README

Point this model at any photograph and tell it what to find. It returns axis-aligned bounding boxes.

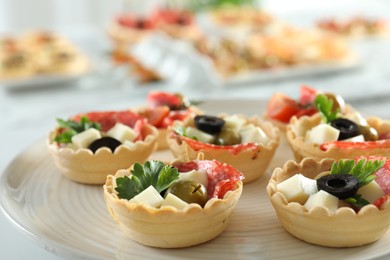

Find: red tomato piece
[373,194,390,209]
[266,93,302,123]
[299,85,318,106]
[174,159,243,199]
[142,106,170,128]
[147,91,183,109]
[161,110,191,128]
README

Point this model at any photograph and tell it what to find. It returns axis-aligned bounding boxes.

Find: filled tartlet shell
[103,169,243,248]
[47,124,158,184]
[287,114,390,161]
[267,158,390,247]
[167,115,280,183]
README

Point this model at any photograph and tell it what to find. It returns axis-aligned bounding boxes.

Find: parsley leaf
[314,94,339,123]
[54,116,101,143]
[115,160,180,200]
[331,158,385,187]
[344,194,370,209]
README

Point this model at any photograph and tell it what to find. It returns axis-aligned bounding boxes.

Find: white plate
[1,100,389,259]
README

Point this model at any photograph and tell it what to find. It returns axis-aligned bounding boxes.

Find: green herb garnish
[314,94,339,123]
[344,194,370,209]
[54,116,101,143]
[331,158,385,187]
[174,125,198,140]
[115,160,180,200]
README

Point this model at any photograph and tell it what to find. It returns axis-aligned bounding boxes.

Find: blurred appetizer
[47,110,158,184]
[0,37,32,78]
[317,16,388,37]
[267,157,390,247]
[286,93,390,161]
[167,113,280,183]
[137,91,201,150]
[0,31,89,80]
[103,157,243,248]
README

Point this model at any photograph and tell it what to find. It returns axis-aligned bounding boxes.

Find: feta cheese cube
[223,115,247,130]
[344,111,368,126]
[186,127,215,143]
[161,193,189,210]
[71,128,101,148]
[358,180,385,203]
[343,134,365,142]
[130,185,164,208]
[239,124,269,145]
[107,123,137,143]
[277,174,315,204]
[304,190,339,213]
[305,124,340,144]
[178,170,208,187]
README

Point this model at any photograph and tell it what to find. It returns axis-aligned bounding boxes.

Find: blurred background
[1,0,390,259]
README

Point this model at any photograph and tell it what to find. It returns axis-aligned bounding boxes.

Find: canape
[47,110,158,184]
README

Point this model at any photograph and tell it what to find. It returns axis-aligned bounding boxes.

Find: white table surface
[2,2,390,259]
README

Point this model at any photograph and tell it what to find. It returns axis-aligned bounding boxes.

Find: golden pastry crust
[103,168,243,248]
[286,114,390,161]
[47,124,158,184]
[167,114,280,183]
[267,157,390,247]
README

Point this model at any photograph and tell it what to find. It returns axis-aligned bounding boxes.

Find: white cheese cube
[239,124,269,145]
[358,180,385,203]
[178,170,208,187]
[186,127,215,143]
[304,190,339,213]
[130,185,164,208]
[305,124,340,144]
[161,193,189,210]
[344,111,368,126]
[342,135,365,142]
[298,174,318,195]
[107,123,137,143]
[223,115,247,130]
[277,174,311,204]
[71,128,101,148]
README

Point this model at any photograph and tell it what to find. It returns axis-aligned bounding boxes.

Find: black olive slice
[330,118,359,140]
[316,174,358,199]
[88,137,122,153]
[194,115,225,135]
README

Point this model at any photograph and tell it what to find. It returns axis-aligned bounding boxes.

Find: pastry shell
[47,124,158,184]
[267,157,390,247]
[103,169,243,248]
[287,114,390,161]
[167,115,280,183]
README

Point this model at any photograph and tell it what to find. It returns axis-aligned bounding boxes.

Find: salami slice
[175,159,243,199]
[73,110,143,132]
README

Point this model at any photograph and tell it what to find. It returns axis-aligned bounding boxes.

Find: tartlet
[267,157,390,247]
[103,158,243,248]
[47,111,158,184]
[287,114,390,161]
[167,114,280,183]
